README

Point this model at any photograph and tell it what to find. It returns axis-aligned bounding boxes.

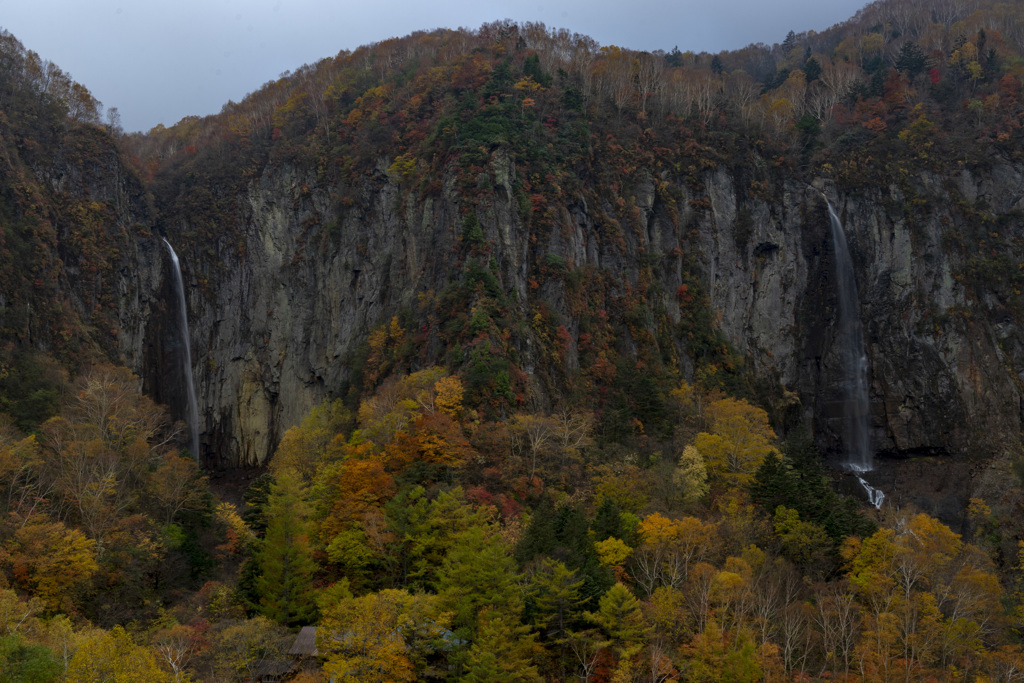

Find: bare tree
[811,581,859,679]
[634,52,665,115]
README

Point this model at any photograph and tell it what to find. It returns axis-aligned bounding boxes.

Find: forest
[3,0,1024,680]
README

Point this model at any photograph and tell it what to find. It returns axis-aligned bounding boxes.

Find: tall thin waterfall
[162,238,200,458]
[824,198,884,508]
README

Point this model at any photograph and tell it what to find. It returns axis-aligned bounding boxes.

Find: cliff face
[700,167,1023,461]
[167,161,492,466]
[42,133,166,374]
[0,121,164,377]
[151,150,1024,468]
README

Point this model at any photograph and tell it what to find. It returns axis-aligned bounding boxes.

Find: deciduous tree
[6,518,98,613]
[318,589,452,682]
[66,626,171,683]
[693,398,779,489]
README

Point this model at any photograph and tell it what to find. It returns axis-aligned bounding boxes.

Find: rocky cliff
[8,22,1017,483]
[150,148,1024,470]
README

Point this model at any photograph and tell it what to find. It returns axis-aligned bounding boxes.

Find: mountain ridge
[3,2,1024,475]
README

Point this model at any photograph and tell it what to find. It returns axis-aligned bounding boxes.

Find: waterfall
[162,238,200,458]
[823,198,884,509]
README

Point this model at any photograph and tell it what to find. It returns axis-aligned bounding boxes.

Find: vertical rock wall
[150,155,1024,467]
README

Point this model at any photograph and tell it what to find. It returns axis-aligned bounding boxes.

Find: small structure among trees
[288,626,320,676]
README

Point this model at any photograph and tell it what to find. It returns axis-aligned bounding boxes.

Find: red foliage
[591,648,617,683]
[999,74,1021,103]
[464,486,522,519]
[863,116,888,132]
[556,325,572,356]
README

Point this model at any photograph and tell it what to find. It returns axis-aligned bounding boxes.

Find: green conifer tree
[255,469,318,625]
[461,610,542,683]
[438,525,522,638]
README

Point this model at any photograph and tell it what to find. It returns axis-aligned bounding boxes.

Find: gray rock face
[142,154,1024,467]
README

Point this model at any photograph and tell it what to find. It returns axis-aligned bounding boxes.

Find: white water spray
[162,238,200,458]
[823,197,884,509]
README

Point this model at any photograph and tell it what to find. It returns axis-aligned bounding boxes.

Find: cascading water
[162,238,200,458]
[823,197,884,509]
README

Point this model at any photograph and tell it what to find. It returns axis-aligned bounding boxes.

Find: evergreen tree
[554,504,592,566]
[461,610,542,683]
[0,635,61,683]
[242,473,275,535]
[515,497,558,564]
[528,559,586,642]
[586,583,647,658]
[387,486,493,592]
[895,41,927,77]
[438,524,523,638]
[750,436,876,547]
[523,54,552,88]
[782,30,797,53]
[591,497,624,542]
[255,469,318,625]
[804,56,822,82]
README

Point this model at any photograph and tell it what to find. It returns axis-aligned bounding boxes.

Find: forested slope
[4,0,1024,680]
[118,1,1024,467]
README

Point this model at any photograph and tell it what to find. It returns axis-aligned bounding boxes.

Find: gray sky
[0,0,869,133]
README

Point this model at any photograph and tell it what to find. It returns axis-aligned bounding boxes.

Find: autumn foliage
[6,0,1024,680]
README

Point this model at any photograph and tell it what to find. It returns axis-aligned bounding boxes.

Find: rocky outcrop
[150,151,1024,468]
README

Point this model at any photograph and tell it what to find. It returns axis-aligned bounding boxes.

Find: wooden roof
[288,626,318,657]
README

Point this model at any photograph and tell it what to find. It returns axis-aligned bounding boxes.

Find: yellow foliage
[846,512,1003,676]
[0,588,44,636]
[968,497,992,523]
[514,76,544,92]
[669,380,697,413]
[710,570,746,604]
[433,375,464,418]
[8,518,98,612]
[633,513,717,595]
[386,153,417,179]
[674,444,709,506]
[270,399,349,481]
[692,397,779,488]
[363,316,407,387]
[595,537,633,567]
[594,465,650,514]
[67,626,171,682]
[318,589,452,683]
[356,367,462,447]
[215,502,255,553]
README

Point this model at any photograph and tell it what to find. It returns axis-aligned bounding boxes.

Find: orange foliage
[319,458,396,541]
[384,412,475,472]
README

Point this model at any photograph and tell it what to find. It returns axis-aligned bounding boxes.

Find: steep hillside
[7,3,1024,681]
[4,1,1024,477]
[119,3,1024,476]
[0,30,163,430]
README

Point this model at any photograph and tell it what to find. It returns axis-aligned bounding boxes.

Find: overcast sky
[0,0,870,133]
